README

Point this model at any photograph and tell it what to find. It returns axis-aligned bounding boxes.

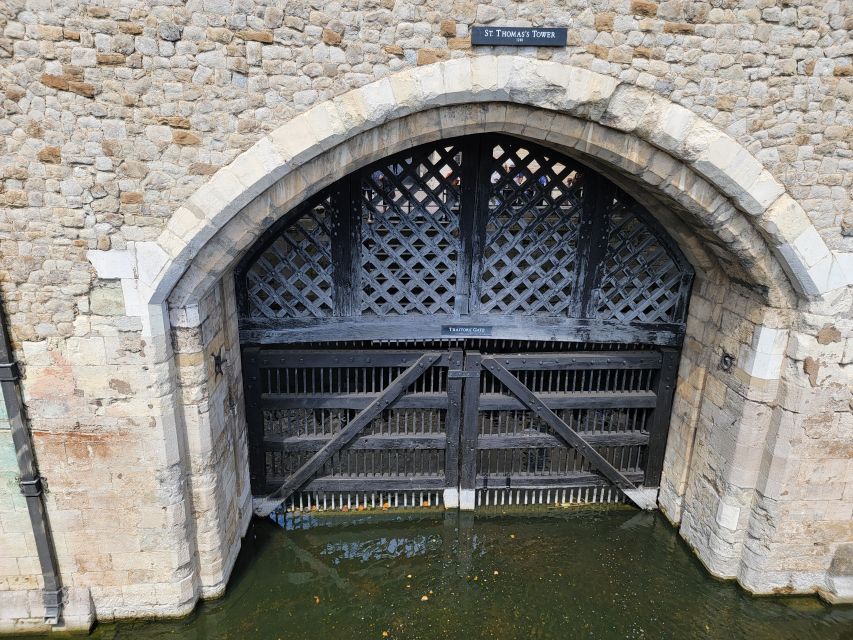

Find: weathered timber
[254,353,441,515]
[480,356,639,492]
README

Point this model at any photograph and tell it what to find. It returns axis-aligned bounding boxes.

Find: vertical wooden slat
[459,351,482,500]
[643,347,680,487]
[574,172,613,318]
[454,138,478,315]
[332,174,362,317]
[242,346,265,494]
[444,349,464,492]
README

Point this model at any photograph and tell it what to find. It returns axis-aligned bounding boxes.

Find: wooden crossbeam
[480,356,640,495]
[253,352,441,516]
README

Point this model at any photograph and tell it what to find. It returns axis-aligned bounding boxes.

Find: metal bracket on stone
[0,360,20,381]
[19,476,45,498]
[212,349,226,377]
[42,588,63,625]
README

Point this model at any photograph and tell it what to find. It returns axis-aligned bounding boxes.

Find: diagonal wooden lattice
[360,144,462,315]
[479,140,582,315]
[596,205,683,323]
[246,199,334,319]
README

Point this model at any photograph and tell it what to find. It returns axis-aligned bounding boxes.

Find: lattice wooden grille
[478,140,582,315]
[596,205,684,323]
[245,198,334,319]
[360,144,462,316]
[238,134,693,335]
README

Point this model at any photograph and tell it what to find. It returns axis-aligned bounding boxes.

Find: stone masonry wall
[0,0,851,627]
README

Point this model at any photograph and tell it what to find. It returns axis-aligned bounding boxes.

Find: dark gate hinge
[447,370,479,379]
[19,476,44,497]
[0,361,20,382]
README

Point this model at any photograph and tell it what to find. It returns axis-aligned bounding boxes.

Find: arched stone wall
[82,57,853,615]
[137,57,849,309]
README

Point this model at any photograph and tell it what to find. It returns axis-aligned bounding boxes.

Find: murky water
[34,507,853,640]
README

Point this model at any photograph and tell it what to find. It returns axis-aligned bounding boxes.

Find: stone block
[642,100,696,153]
[303,101,348,151]
[90,282,126,316]
[442,57,473,102]
[470,55,499,94]
[413,62,446,105]
[600,84,654,132]
[87,249,135,280]
[760,194,812,246]
[739,326,788,381]
[269,119,322,168]
[692,137,765,215]
[65,337,107,366]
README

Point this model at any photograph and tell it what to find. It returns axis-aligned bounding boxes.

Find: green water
[37,508,853,640]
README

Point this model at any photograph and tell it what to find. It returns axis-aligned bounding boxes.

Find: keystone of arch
[139,55,851,307]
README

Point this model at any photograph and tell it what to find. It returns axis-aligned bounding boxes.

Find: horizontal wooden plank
[263,475,447,492]
[476,432,648,449]
[491,351,662,370]
[264,433,449,451]
[240,314,685,347]
[263,431,647,453]
[478,391,657,410]
[255,350,453,369]
[260,390,656,411]
[261,392,448,410]
[475,471,645,489]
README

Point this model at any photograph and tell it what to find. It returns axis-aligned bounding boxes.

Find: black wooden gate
[237,134,693,516]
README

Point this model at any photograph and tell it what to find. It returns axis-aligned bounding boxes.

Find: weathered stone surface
[37,146,61,163]
[89,282,126,315]
[0,0,850,630]
[236,30,273,43]
[322,29,342,45]
[172,130,201,145]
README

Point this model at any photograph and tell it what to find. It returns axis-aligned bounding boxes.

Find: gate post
[443,350,464,509]
[458,351,481,510]
[644,347,680,488]
[241,346,265,495]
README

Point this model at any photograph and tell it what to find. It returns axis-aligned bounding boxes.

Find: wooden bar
[265,434,449,452]
[240,315,686,348]
[331,178,360,317]
[491,351,662,370]
[459,352,481,495]
[476,432,648,449]
[260,392,449,410]
[444,349,464,490]
[259,389,656,411]
[256,350,452,369]
[241,347,266,494]
[477,391,657,410]
[643,347,680,487]
[265,476,447,492]
[476,471,644,489]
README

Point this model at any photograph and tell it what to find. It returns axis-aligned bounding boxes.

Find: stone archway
[143,56,848,307]
[85,56,852,608]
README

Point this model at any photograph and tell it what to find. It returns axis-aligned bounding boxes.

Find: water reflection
[38,507,853,640]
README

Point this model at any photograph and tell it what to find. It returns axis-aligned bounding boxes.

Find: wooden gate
[246,344,679,515]
[237,133,694,516]
[245,348,465,516]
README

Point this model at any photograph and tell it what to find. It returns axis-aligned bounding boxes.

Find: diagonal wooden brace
[253,352,442,516]
[481,357,655,509]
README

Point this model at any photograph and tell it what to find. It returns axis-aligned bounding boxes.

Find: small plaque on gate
[471,26,567,47]
[441,325,493,336]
